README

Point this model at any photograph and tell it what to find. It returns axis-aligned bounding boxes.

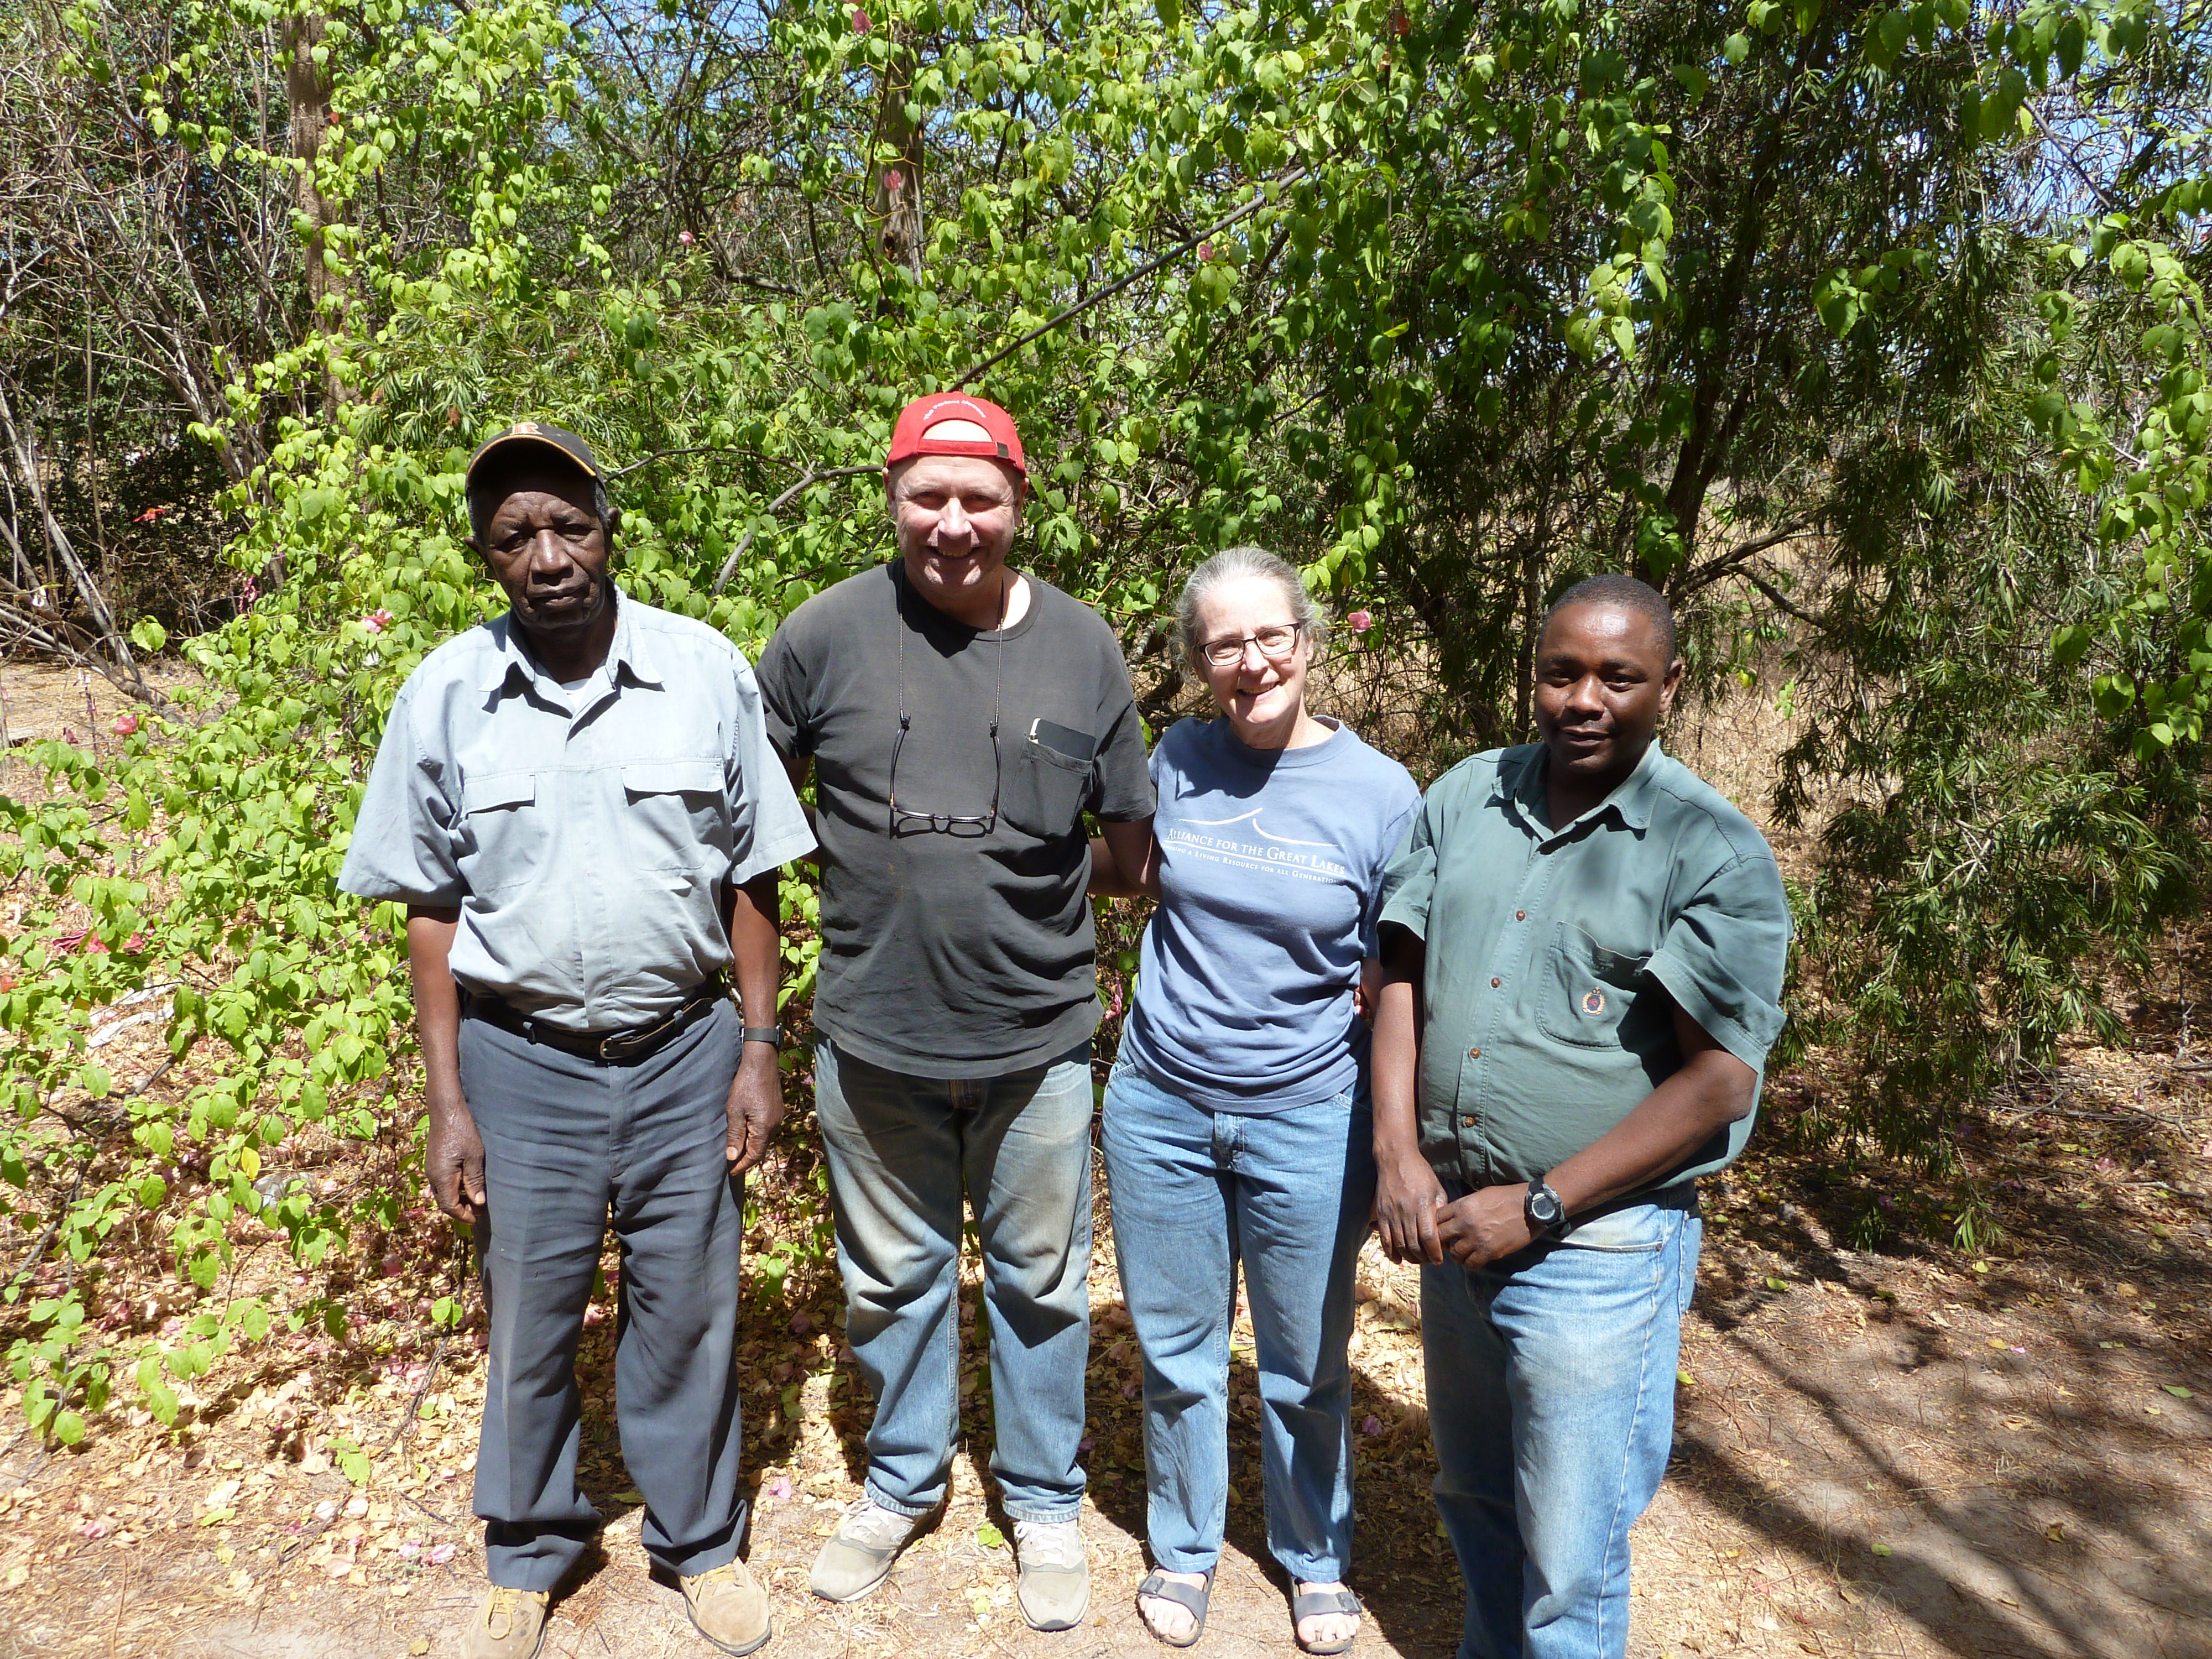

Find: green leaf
[976,1522,1006,1549]
[53,1410,85,1446]
[2164,1385,2195,1400]
[1722,32,1750,64]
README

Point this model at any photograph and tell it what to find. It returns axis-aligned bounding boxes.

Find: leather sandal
[1136,1569,1214,1648]
[1292,1586,1363,1656]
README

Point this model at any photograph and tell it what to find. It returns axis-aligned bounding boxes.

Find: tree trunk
[871,28,926,283]
[0,380,148,696]
[283,11,349,408]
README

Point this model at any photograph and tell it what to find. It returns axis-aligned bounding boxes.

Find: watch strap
[740,1025,784,1049]
[1524,1177,1568,1239]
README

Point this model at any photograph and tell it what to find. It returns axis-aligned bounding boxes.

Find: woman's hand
[1353,958,1383,1025]
[1374,1151,1448,1265]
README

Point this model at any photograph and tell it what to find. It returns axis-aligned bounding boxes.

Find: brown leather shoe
[681,1557,773,1655]
[461,1585,550,1659]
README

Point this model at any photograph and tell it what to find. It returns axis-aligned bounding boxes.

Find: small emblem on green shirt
[1581,987,1606,1016]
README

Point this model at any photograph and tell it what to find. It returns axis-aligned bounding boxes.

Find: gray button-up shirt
[1378,740,1790,1194]
[337,594,816,1032]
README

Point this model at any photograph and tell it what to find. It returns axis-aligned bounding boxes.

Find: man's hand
[1374,1151,1449,1265]
[1435,1183,1536,1268]
[426,1093,488,1223]
[724,1043,786,1177]
[407,906,482,1224]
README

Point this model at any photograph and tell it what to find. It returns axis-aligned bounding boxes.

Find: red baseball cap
[885,394,1027,484]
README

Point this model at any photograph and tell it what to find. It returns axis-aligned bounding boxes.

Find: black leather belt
[463,976,728,1065]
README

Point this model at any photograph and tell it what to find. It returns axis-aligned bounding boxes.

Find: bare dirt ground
[0,661,2206,1658]
[0,1072,2204,1659]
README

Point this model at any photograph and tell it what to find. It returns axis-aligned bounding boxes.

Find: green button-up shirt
[1376,740,1790,1195]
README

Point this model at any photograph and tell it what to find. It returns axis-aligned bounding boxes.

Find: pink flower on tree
[1347,609,1374,633]
[851,4,870,29]
[679,229,695,246]
[883,168,904,194]
[112,711,140,737]
[362,608,394,634]
[1197,239,1214,262]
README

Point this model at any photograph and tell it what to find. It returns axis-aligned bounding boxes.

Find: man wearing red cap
[757,394,1155,1629]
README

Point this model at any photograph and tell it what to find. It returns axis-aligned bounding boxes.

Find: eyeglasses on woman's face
[1200,622,1304,669]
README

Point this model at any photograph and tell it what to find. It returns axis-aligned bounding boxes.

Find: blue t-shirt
[1119,716,1422,1113]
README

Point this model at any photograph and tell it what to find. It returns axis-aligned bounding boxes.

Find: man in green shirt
[1371,574,1790,1659]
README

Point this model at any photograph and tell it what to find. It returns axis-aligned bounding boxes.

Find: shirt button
[1461,1115,1477,1129]
[1490,977,1501,988]
[1468,1046,1481,1058]
[1515,910,1526,921]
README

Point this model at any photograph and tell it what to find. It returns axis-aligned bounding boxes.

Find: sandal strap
[1139,1571,1214,1620]
[1292,1588,1362,1622]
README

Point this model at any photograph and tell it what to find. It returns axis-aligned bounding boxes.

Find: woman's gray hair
[1172,545,1328,674]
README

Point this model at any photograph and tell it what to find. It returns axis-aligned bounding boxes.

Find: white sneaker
[1014,1516,1090,1631]
[809,1496,937,1603]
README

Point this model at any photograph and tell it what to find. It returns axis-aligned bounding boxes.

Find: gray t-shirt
[1119,717,1421,1112]
[757,561,1155,1077]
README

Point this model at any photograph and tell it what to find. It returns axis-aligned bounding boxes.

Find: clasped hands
[1374,1156,1536,1268]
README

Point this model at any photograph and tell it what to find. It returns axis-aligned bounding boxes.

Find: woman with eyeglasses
[1089,546,1420,1653]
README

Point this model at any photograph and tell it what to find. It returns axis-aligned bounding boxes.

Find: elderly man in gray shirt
[340,423,815,1659]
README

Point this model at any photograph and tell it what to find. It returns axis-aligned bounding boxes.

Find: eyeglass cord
[893,567,1004,823]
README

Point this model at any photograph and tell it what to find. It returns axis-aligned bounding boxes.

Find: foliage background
[0,0,2206,1446]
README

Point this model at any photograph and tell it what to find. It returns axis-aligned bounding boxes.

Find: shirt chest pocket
[460,771,545,894]
[1535,922,1652,1050]
[1000,725,1096,841]
[620,758,729,874]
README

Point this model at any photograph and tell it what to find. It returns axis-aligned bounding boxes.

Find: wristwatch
[740,1025,785,1050]
[1524,1177,1569,1240]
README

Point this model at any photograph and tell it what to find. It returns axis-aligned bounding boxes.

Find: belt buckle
[598,1027,648,1064]
[599,1009,679,1064]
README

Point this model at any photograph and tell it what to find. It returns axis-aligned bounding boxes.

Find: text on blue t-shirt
[1119,716,1422,1113]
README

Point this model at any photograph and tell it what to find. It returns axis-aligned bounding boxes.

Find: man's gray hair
[1172,545,1328,675]
[466,460,613,547]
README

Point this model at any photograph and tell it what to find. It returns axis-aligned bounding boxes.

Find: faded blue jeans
[812,1039,1094,1522]
[1102,1061,1374,1583]
[1421,1184,1700,1659]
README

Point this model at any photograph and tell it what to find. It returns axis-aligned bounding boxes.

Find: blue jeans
[813,1039,1094,1521]
[1421,1186,1700,1659]
[1101,1062,1374,1582]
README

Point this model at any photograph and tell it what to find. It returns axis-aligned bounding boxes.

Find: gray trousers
[461,997,747,1590]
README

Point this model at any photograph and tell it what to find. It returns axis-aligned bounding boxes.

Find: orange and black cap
[465,421,602,489]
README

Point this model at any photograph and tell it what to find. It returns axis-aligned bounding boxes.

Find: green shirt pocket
[1536,922,1651,1050]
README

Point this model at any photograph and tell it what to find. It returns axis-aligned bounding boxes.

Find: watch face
[1528,1187,1563,1224]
